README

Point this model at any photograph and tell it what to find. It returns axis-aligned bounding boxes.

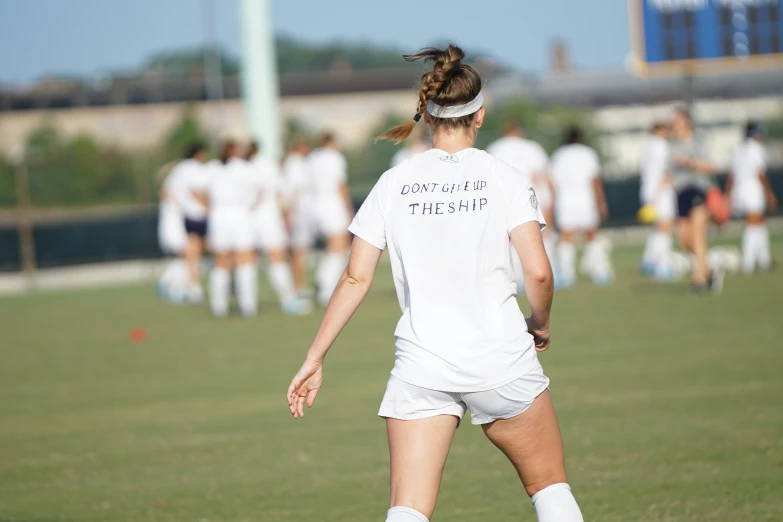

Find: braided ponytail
[377,44,482,144]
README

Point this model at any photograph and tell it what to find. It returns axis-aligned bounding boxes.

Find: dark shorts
[677,186,706,218]
[184,217,208,238]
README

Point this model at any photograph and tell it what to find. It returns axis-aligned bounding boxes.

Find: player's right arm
[511,221,553,351]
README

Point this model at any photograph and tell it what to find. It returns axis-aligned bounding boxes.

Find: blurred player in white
[157,154,190,302]
[639,122,676,280]
[161,143,211,303]
[287,45,583,522]
[202,141,261,317]
[487,120,556,287]
[726,122,778,274]
[550,127,611,287]
[246,142,311,315]
[307,133,355,306]
[283,137,316,296]
[390,129,430,167]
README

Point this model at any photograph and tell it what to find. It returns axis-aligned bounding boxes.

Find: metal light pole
[238,0,282,159]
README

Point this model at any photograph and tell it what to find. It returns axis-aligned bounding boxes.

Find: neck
[432,128,475,154]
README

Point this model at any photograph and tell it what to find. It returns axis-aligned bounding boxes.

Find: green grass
[1,240,782,522]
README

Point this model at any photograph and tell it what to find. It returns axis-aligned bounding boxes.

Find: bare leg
[184,233,203,284]
[387,416,459,519]
[689,205,709,286]
[291,247,310,292]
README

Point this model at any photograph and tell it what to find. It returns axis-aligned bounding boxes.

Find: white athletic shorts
[555,199,599,232]
[208,208,254,253]
[732,184,765,215]
[290,198,317,249]
[315,196,350,238]
[378,360,550,425]
[654,185,677,222]
[158,202,187,254]
[253,203,288,252]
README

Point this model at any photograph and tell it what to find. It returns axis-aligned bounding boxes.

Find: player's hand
[599,201,609,221]
[287,359,323,419]
[526,317,551,352]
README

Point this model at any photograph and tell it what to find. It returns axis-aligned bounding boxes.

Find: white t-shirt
[639,135,670,204]
[550,143,600,210]
[348,147,546,392]
[391,141,431,168]
[206,158,261,211]
[731,139,766,192]
[308,147,347,199]
[248,154,284,208]
[163,158,211,220]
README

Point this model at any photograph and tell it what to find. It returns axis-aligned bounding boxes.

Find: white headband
[426,91,484,119]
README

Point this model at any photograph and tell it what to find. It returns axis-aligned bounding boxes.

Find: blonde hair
[377,44,482,144]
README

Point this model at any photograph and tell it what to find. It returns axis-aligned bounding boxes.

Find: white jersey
[639,135,670,204]
[163,158,211,220]
[206,158,260,211]
[308,147,348,200]
[486,136,551,206]
[248,154,284,209]
[348,148,546,392]
[283,152,311,205]
[391,141,431,168]
[550,143,601,231]
[731,139,767,214]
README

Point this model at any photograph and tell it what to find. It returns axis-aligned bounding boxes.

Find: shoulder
[485,150,532,195]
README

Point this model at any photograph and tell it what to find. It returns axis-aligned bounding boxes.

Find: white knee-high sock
[532,483,584,522]
[386,506,429,522]
[234,263,258,316]
[268,262,297,304]
[654,232,673,276]
[317,252,347,306]
[742,226,756,274]
[558,242,576,283]
[756,224,771,270]
[642,233,656,266]
[209,267,230,317]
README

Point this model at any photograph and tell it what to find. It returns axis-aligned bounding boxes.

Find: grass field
[1,239,782,522]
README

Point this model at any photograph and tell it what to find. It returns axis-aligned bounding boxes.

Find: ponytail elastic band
[413,113,422,122]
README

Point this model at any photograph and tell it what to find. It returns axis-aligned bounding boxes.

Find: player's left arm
[759,170,778,211]
[340,183,355,219]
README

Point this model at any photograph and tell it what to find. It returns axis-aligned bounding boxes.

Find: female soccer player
[245,142,311,315]
[283,137,316,296]
[639,122,676,280]
[162,143,210,302]
[726,122,778,274]
[487,120,556,288]
[203,141,261,317]
[550,127,611,287]
[669,108,720,294]
[287,45,583,522]
[307,133,355,307]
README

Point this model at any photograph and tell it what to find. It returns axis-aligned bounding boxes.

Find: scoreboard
[629,0,783,74]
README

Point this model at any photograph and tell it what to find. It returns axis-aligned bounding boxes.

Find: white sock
[234,263,258,316]
[209,267,230,317]
[756,224,771,270]
[742,225,760,274]
[532,483,584,522]
[642,233,656,266]
[317,252,347,306]
[386,506,429,522]
[268,262,297,304]
[558,242,576,283]
[653,232,673,277]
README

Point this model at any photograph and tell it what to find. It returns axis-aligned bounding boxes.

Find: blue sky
[0,0,630,85]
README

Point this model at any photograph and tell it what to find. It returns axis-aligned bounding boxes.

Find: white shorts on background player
[308,147,351,237]
[550,143,601,231]
[731,139,767,215]
[487,136,552,209]
[206,158,260,253]
[349,148,547,412]
[248,154,289,252]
